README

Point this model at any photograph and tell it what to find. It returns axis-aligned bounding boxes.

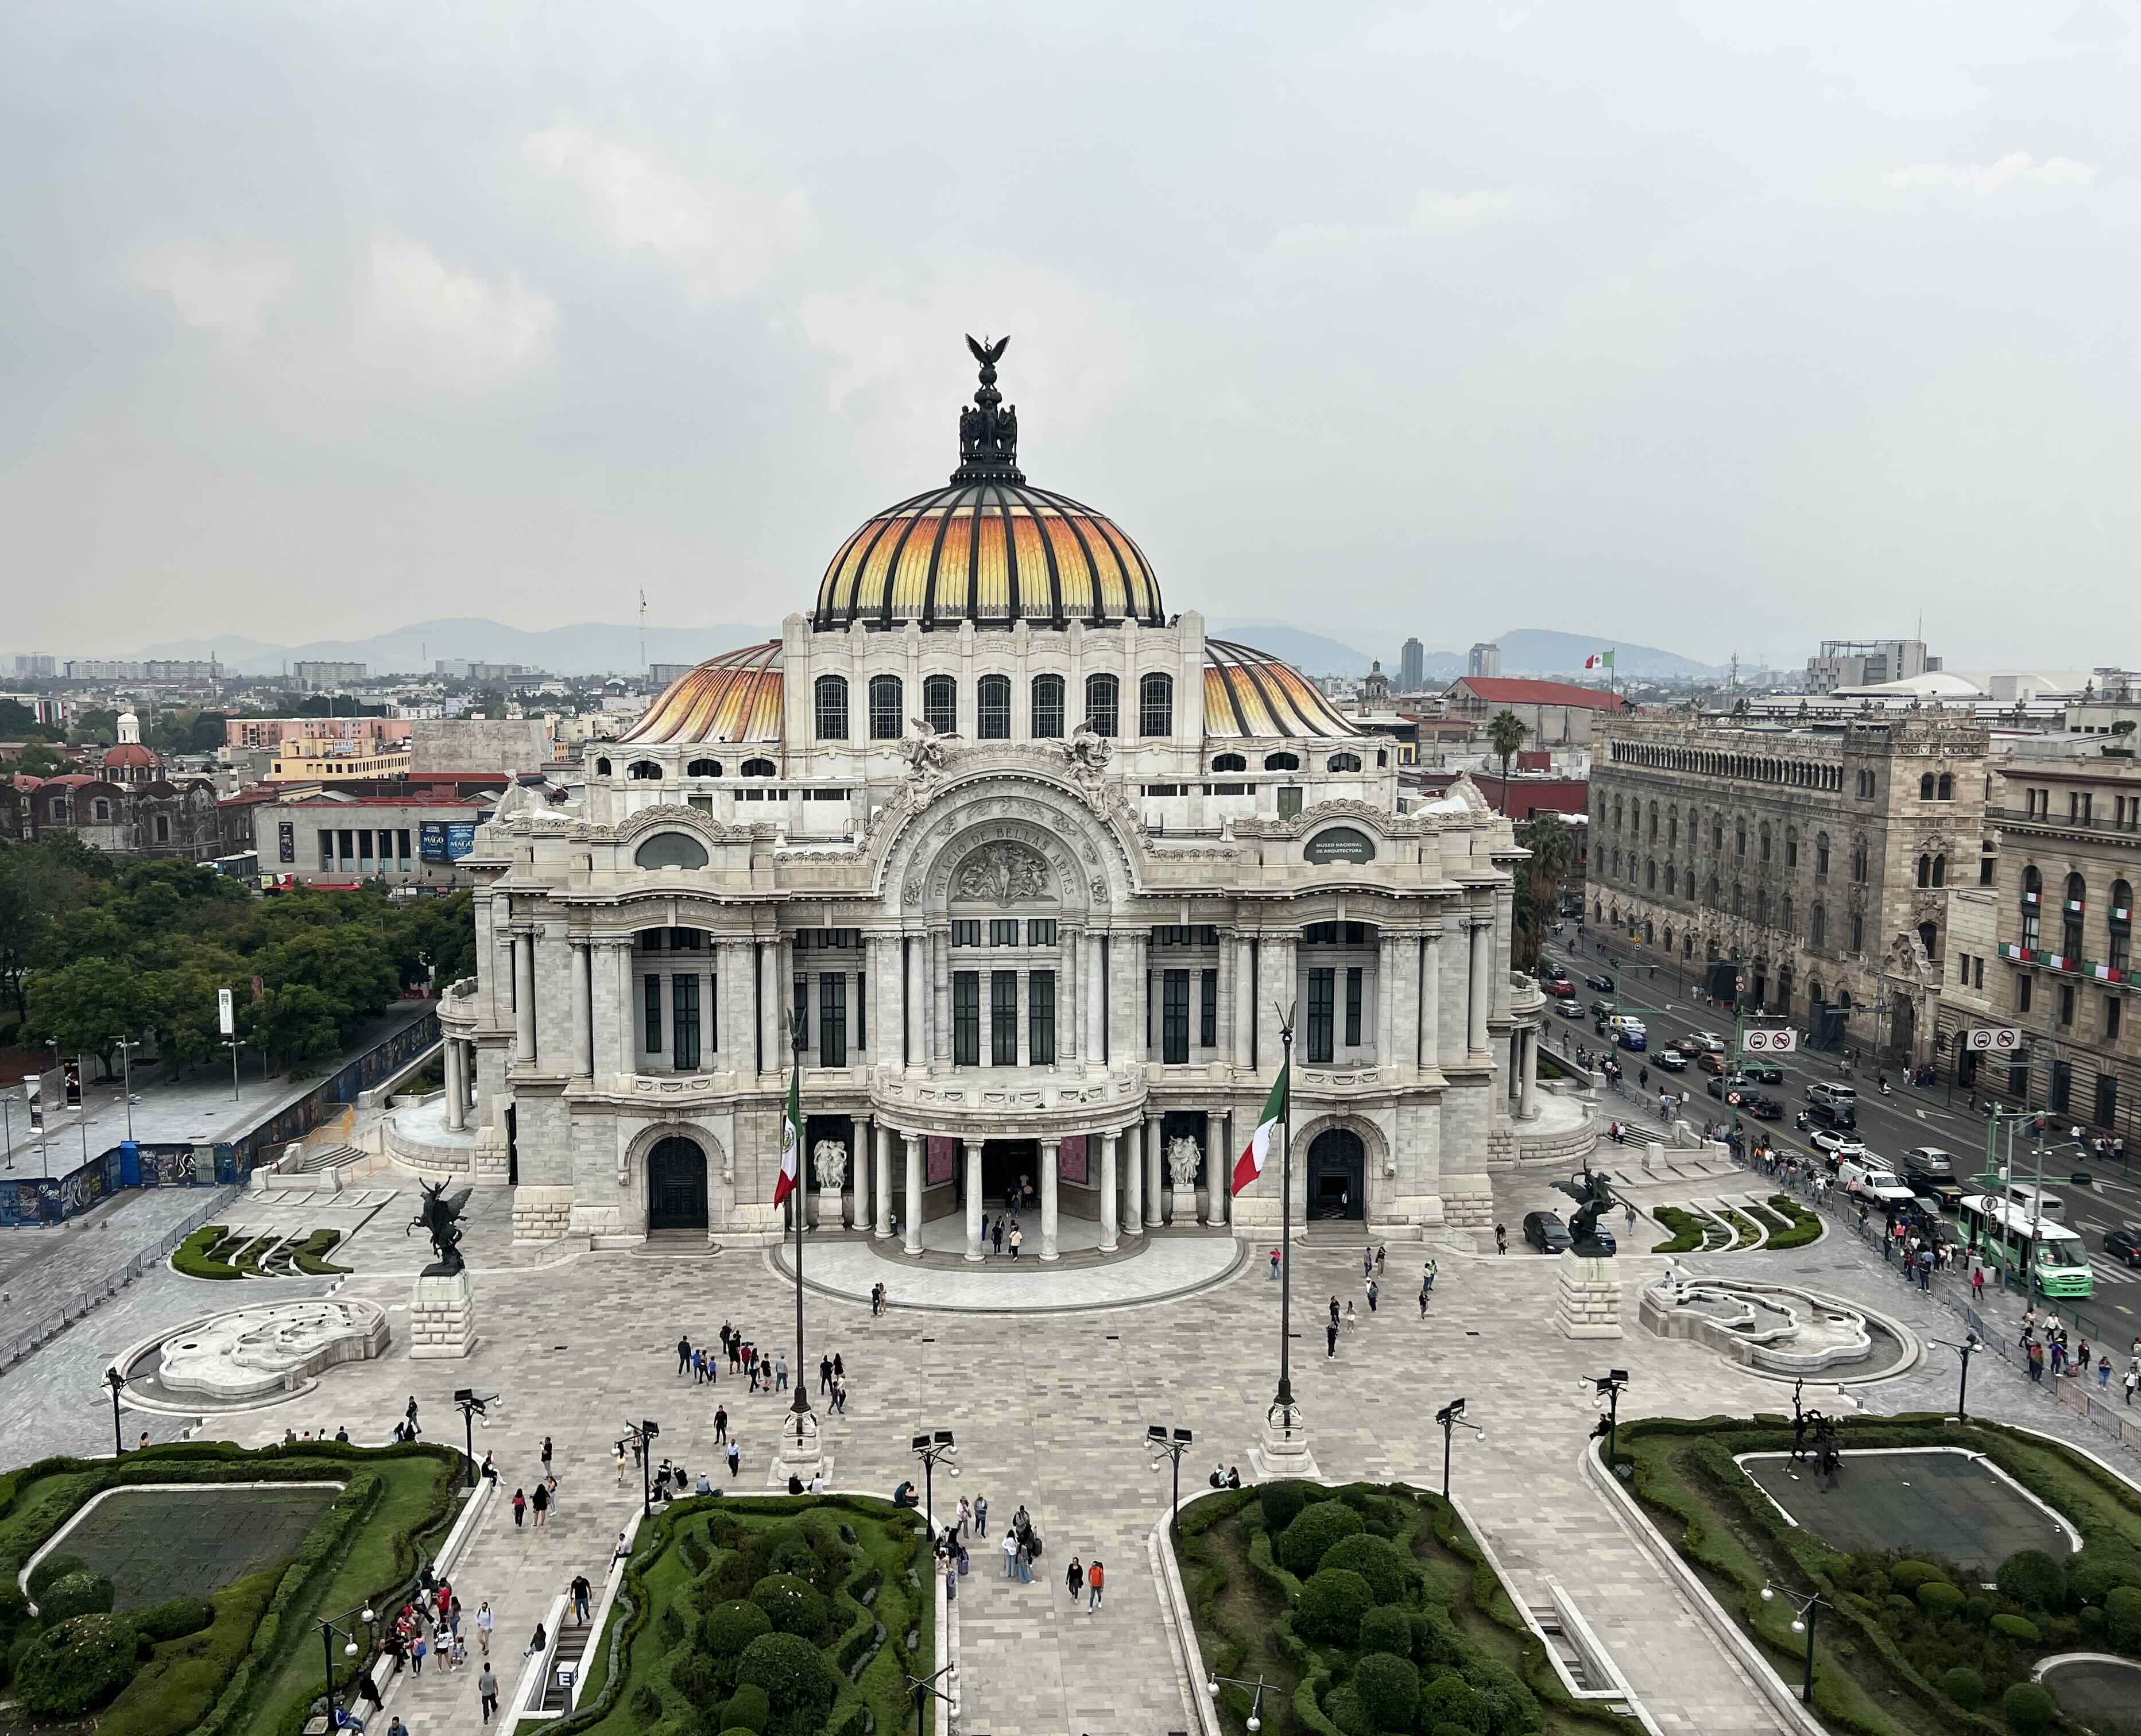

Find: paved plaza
[5,1132,2141,1735]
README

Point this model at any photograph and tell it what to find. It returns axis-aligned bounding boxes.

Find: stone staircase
[539,1613,596,1711]
[297,1143,365,1175]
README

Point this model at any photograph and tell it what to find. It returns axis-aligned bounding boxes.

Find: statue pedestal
[410,1268,477,1359]
[815,1185,845,1231]
[769,1404,826,1485]
[1554,1250,1623,1340]
[1170,1185,1199,1227]
[1248,1394,1321,1482]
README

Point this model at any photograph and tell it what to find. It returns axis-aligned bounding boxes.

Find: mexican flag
[1233,1059,1290,1194]
[773,1058,803,1208]
[1584,650,1615,671]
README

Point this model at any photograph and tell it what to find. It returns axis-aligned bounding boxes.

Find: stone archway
[1306,1129,1366,1220]
[647,1136,708,1230]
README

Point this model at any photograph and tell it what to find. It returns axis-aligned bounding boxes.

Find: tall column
[1061,926,1080,1064]
[1109,932,1143,1064]
[1041,1137,1062,1260]
[1122,1119,1143,1235]
[1085,931,1106,1062]
[1015,971,1031,1067]
[1206,1108,1229,1226]
[874,1123,894,1238]
[963,1140,984,1261]
[758,940,781,1074]
[1214,930,1234,1064]
[513,931,536,1064]
[1095,1134,1116,1253]
[1145,1109,1164,1224]
[1519,1028,1539,1119]
[1420,932,1442,1072]
[570,940,593,1079]
[931,930,952,1072]
[903,1133,923,1256]
[1468,919,1492,1056]
[1375,932,1397,1072]
[905,935,926,1071]
[1234,935,1256,1068]
[444,1039,466,1130]
[851,1114,872,1229]
[718,940,747,1070]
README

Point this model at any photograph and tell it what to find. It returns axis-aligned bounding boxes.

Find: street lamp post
[1433,1398,1483,1502]
[222,1038,243,1103]
[316,1602,377,1729]
[638,1419,660,1520]
[781,1008,817,1475]
[1145,1425,1194,1542]
[1761,1581,1829,1704]
[1931,1335,1981,1424]
[902,1659,957,1736]
[105,1366,129,1456]
[111,1037,140,1143]
[911,1431,957,1539]
[1589,1370,1630,1471]
[453,1388,495,1488]
[1206,1672,1272,1733]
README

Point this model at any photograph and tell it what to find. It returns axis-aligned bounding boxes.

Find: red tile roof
[1448,677,1625,710]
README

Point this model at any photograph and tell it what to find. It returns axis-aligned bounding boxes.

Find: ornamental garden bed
[0,1441,459,1736]
[1177,1480,1630,1736]
[535,1494,931,1736]
[174,1226,350,1279]
[1619,1413,2141,1734]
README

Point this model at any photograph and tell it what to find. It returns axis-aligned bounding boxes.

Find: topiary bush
[1357,1604,1413,1659]
[2000,1680,2057,1734]
[721,1681,772,1733]
[1964,1594,1993,1625]
[1996,1549,2068,1611]
[16,1613,140,1716]
[1322,1681,1370,1736]
[1889,1560,1946,1592]
[2068,1540,2141,1606]
[765,1530,835,1595]
[1988,1611,2041,1644]
[37,1568,115,1622]
[1917,1580,1965,1617]
[133,1593,214,1642]
[1278,1499,1365,1576]
[1258,1479,1317,1536]
[26,1553,88,1601]
[748,1573,829,1642]
[734,1632,838,1736]
[1353,1652,1420,1729]
[1941,1665,1984,1708]
[1296,1569,1374,1646]
[1418,1671,1491,1734]
[702,1596,775,1672]
[1318,1532,1415,1607]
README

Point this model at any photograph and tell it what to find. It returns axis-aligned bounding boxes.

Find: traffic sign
[1741,1028,1798,1053]
[1966,1027,2022,1052]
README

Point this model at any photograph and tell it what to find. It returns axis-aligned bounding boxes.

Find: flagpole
[1275,1008,1295,1412]
[786,1010,814,1458]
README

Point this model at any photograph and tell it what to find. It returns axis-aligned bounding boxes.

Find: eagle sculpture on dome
[965,333,1008,370]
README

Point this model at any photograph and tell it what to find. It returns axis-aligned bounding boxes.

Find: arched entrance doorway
[648,1136,708,1230]
[1306,1129,1365,1220]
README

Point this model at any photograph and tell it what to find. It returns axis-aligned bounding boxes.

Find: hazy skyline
[5,3,2137,669]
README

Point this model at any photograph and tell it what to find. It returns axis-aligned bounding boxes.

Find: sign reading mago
[1303,826,1377,865]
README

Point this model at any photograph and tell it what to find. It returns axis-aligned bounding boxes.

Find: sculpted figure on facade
[1061,720,1113,782]
[811,1139,849,1189]
[955,842,1050,906]
[1166,1136,1203,1188]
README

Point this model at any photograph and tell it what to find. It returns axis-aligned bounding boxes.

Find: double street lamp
[316,1601,376,1729]
[902,1658,958,1736]
[453,1387,497,1488]
[1433,1398,1484,1502]
[637,1419,661,1519]
[1930,1334,1981,1424]
[1760,1581,1830,1704]
[1588,1370,1630,1471]
[1206,1672,1272,1733]
[105,1366,130,1456]
[1145,1425,1194,1541]
[911,1431,957,1540]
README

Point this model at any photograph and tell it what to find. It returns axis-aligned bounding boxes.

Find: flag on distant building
[1584,650,1615,671]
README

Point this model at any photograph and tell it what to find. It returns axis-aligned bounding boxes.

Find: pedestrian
[405,1395,420,1436]
[2127,1366,2138,1406]
[1419,1274,1431,1318]
[1010,1223,1023,1259]
[1375,1243,1386,1274]
[871,1281,886,1316]
[2101,1356,2115,1390]
[729,1332,743,1373]
[819,1354,834,1394]
[531,1480,550,1528]
[993,1216,1005,1256]
[1066,1555,1085,1602]
[957,1496,971,1539]
[614,1443,628,1485]
[477,1601,494,1654]
[1087,1558,1105,1611]
[833,1379,848,1415]
[1268,1247,1281,1281]
[571,1573,592,1625]
[1365,1277,1379,1314]
[775,1353,789,1392]
[1495,1223,1508,1255]
[1972,1265,1985,1300]
[677,1334,692,1375]
[715,1404,729,1444]
[1363,1242,1375,1278]
[1344,1300,1359,1330]
[1325,1320,1339,1358]
[1003,1530,1019,1576]
[1329,1295,1340,1327]
[450,1631,468,1672]
[478,1662,499,1721]
[727,1439,741,1478]
[541,1435,554,1476]
[411,1631,427,1676]
[512,1487,526,1528]
[975,1494,988,1536]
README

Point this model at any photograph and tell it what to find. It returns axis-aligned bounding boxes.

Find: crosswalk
[2088,1256,2140,1287]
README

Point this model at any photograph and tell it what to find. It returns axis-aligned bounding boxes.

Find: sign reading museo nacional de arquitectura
[397,338,1548,1257]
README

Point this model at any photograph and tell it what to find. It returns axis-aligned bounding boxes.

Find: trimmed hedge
[1278,1499,1365,1576]
[172,1225,241,1279]
[17,1610,141,1715]
[1763,1195,1824,1248]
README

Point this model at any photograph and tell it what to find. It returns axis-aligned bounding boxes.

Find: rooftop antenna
[638,589,648,679]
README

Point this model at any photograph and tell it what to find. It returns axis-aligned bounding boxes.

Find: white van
[2003,1183,2065,1220]
[1838,1160,1914,1207]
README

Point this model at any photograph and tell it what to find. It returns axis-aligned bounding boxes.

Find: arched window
[1084,673,1119,737]
[1735,820,1746,859]
[1326,752,1362,772]
[1815,832,1830,878]
[1937,773,1954,800]
[628,760,663,781]
[977,674,1011,740]
[1264,751,1300,772]
[1759,823,1771,863]
[634,832,708,870]
[1851,838,1868,882]
[1732,881,1743,916]
[1931,854,1946,888]
[1811,904,1827,945]
[1712,818,1724,852]
[1646,858,1656,890]
[686,757,723,777]
[1785,827,1798,868]
[1706,874,1720,906]
[868,674,904,741]
[741,758,776,778]
[1667,809,1678,848]
[814,675,848,741]
[923,675,957,735]
[2021,865,2042,949]
[2109,879,2132,971]
[1756,888,1768,925]
[93,798,110,822]
[1030,675,1065,739]
[1664,863,1676,894]
[2064,871,2088,958]
[595,757,612,777]
[155,814,169,843]
[1919,773,1935,800]
[1376,749,1388,767]
[1849,912,1864,951]
[1613,797,1623,832]
[1648,802,1658,840]
[1137,672,1173,738]
[1782,894,1794,933]
[1211,753,1246,773]
[1917,854,1931,888]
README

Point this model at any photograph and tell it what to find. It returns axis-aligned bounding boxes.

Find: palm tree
[1486,710,1529,812]
[1512,813,1574,969]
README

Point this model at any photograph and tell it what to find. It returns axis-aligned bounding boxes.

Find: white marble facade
[431,350,1546,1251]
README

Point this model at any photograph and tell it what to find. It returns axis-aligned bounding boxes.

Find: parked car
[1523,1211,1573,1253]
[1685,1031,1727,1053]
[1697,1051,1728,1075]
[1739,1059,1784,1084]
[1654,1048,1689,1071]
[1585,972,1616,993]
[2104,1224,2141,1268]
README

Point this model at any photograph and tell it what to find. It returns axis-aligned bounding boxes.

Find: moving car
[2104,1225,2141,1267]
[1738,1059,1784,1084]
[1653,1048,1689,1071]
[1918,1178,1965,1212]
[1706,1071,1754,1099]
[1585,972,1616,993]
[1546,977,1577,999]
[1588,998,1617,1021]
[1737,1091,1784,1120]
[1697,1051,1728,1075]
[1685,1031,1727,1054]
[1555,997,1584,1019]
[1806,1082,1859,1126]
[1838,1160,1915,1208]
[1900,1146,1958,1183]
[1809,1129,1867,1161]
[1523,1211,1573,1253]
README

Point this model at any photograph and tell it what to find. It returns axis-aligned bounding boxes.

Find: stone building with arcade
[414,343,1551,1254]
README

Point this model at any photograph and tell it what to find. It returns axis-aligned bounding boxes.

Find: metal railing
[1,1187,238,1373]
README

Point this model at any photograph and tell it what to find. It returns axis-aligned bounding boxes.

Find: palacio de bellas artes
[416,339,1555,1261]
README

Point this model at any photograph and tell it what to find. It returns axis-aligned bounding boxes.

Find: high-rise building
[1806,639,1936,694]
[1399,638,1424,692]
[292,660,368,689]
[13,654,55,679]
[1468,642,1501,679]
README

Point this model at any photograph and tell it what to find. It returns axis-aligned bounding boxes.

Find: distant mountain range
[131,617,1730,683]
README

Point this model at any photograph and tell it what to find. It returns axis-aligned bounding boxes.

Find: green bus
[1956,1194,2095,1299]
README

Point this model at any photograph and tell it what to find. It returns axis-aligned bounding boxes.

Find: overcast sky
[4,3,2136,669]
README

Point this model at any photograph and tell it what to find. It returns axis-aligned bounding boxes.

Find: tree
[24,956,150,1079]
[1486,708,1528,811]
[253,984,341,1071]
[1512,812,1574,971]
